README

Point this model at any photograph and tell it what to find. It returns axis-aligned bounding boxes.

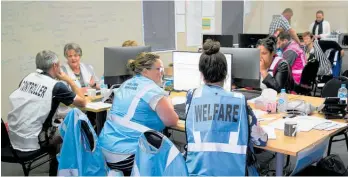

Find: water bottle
[100,76,108,97]
[277,89,288,113]
[338,84,347,104]
[276,48,282,57]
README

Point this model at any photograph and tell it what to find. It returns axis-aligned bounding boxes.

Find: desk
[170,93,348,175]
[68,95,109,134]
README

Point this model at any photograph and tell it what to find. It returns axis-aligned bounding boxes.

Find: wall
[244,1,305,33]
[244,1,347,34]
[1,1,222,121]
[158,0,222,67]
[1,1,144,121]
[302,1,348,33]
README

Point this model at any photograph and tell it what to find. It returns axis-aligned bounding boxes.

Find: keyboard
[174,103,187,120]
[233,90,261,100]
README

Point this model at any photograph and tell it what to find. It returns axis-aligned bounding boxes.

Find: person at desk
[303,31,344,76]
[7,50,87,176]
[185,40,268,176]
[98,52,179,176]
[269,8,301,44]
[277,31,306,85]
[259,36,294,92]
[61,43,100,92]
[309,10,331,39]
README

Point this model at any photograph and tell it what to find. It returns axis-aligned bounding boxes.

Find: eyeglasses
[148,67,164,73]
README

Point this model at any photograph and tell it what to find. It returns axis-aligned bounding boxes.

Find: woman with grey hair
[61,43,100,92]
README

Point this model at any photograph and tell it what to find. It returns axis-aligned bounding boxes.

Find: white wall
[244,1,347,34]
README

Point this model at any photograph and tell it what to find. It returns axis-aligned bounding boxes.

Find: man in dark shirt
[8,50,87,175]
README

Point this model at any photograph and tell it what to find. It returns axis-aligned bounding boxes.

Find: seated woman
[98,52,179,176]
[122,40,138,47]
[61,43,100,92]
[185,39,268,176]
[258,36,294,92]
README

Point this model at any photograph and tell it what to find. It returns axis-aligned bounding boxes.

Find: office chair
[294,59,319,95]
[1,119,52,176]
[321,77,348,156]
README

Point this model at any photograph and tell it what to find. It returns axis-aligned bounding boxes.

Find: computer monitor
[238,33,269,48]
[173,51,232,91]
[220,48,260,89]
[202,34,234,47]
[104,46,151,85]
[297,33,304,42]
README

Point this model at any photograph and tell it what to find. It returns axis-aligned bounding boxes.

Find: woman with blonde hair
[98,52,178,176]
[122,40,138,47]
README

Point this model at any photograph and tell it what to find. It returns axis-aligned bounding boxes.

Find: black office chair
[294,59,319,95]
[1,119,52,176]
[320,77,348,156]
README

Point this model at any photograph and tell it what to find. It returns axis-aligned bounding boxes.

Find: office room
[1,0,348,176]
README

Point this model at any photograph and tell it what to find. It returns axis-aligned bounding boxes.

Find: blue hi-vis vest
[131,130,188,176]
[186,85,249,176]
[57,108,107,176]
[99,75,167,157]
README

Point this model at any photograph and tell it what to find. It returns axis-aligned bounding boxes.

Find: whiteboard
[1,1,143,120]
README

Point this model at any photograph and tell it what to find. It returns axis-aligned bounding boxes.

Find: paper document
[86,102,112,110]
[268,116,328,132]
[252,110,268,118]
[258,118,276,122]
[262,125,276,139]
[171,96,187,105]
[175,14,186,32]
[247,96,262,104]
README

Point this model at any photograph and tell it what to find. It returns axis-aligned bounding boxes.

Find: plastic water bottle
[276,48,282,57]
[100,76,108,97]
[338,84,347,104]
[277,89,288,113]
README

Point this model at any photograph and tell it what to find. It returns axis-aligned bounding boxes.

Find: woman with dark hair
[185,39,268,176]
[258,36,294,92]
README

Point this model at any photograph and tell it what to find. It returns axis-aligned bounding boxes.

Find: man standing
[269,8,301,44]
[277,32,306,85]
[7,50,87,175]
[309,10,331,39]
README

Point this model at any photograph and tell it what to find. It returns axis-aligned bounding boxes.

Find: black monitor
[104,46,151,86]
[202,34,234,47]
[238,33,269,48]
[220,48,260,89]
[297,33,304,42]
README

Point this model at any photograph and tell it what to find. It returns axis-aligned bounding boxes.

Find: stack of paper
[314,121,347,131]
[86,102,112,109]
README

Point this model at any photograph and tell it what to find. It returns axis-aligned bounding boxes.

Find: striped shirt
[305,40,342,76]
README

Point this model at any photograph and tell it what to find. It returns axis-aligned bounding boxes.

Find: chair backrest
[300,59,319,86]
[321,76,348,97]
[1,119,12,148]
[80,120,95,151]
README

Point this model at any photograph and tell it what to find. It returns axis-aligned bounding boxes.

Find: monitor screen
[238,33,269,48]
[202,34,234,47]
[173,51,232,91]
[220,48,260,89]
[104,46,151,86]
